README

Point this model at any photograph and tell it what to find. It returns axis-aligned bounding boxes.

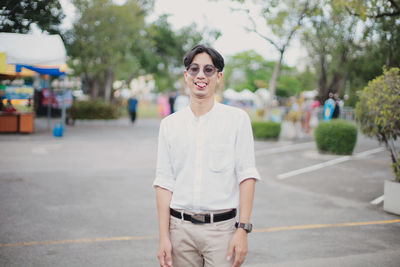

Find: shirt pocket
[209,144,234,173]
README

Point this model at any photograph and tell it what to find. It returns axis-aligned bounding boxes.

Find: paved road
[0,118,399,267]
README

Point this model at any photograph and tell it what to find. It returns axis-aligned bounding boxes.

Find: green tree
[334,0,400,19]
[0,0,65,34]
[228,0,318,118]
[66,0,151,101]
[355,67,400,181]
[302,3,360,101]
[224,50,315,97]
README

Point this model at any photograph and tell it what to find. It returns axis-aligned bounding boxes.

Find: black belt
[170,208,236,224]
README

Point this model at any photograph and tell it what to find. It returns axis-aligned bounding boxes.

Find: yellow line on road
[253,219,400,233]
[1,219,400,248]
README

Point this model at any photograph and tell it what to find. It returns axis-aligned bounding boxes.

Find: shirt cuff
[237,168,261,184]
[153,177,175,192]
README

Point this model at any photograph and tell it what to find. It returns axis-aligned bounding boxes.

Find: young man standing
[153,45,260,267]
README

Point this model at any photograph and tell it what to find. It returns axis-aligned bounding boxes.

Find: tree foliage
[223,50,316,97]
[65,0,150,101]
[302,3,361,102]
[0,0,65,34]
[333,0,400,19]
[355,67,400,181]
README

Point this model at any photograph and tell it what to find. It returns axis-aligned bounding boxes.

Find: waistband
[170,208,236,224]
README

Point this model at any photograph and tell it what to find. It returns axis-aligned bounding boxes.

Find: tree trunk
[85,74,100,100]
[264,51,283,120]
[104,66,115,103]
[318,54,328,102]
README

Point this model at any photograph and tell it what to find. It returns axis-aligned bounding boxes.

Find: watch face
[236,222,252,233]
[245,224,252,232]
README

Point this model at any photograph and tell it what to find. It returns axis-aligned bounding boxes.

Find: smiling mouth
[195,82,207,89]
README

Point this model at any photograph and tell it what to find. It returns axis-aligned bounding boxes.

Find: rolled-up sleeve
[153,120,175,191]
[235,112,261,184]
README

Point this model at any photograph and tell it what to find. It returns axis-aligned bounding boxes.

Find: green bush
[252,121,281,139]
[71,100,119,120]
[315,119,358,155]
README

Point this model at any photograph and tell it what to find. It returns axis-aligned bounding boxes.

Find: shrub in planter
[314,119,357,155]
[355,67,400,182]
[71,100,119,120]
[252,121,281,139]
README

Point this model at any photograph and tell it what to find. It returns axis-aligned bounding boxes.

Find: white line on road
[354,147,385,158]
[255,142,314,156]
[370,195,384,205]
[277,147,385,180]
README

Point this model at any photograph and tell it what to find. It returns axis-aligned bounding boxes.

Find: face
[184,52,223,100]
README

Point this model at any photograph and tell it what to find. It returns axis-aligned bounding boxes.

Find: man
[128,94,138,123]
[153,45,260,267]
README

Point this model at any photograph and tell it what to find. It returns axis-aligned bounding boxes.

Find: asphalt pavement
[0,117,399,267]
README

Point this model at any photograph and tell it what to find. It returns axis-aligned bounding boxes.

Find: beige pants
[169,216,236,267]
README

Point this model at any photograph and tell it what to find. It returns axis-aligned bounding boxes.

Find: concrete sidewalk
[0,117,399,267]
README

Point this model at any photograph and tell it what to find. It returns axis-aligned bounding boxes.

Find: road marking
[277,147,385,180]
[354,147,385,157]
[277,156,350,179]
[255,142,314,156]
[1,219,399,248]
[253,219,400,233]
[371,195,385,205]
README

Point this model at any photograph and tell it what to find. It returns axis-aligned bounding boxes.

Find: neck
[190,96,215,118]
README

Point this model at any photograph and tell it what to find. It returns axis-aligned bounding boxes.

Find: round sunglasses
[187,64,219,77]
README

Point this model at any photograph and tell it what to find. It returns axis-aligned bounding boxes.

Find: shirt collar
[188,100,218,122]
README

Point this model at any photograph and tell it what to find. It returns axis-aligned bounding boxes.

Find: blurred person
[323,92,335,121]
[169,91,176,114]
[153,45,260,267]
[173,91,190,112]
[4,99,17,114]
[128,94,138,123]
[158,93,171,117]
[331,93,341,119]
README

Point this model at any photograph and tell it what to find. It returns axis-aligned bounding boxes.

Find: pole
[61,75,66,129]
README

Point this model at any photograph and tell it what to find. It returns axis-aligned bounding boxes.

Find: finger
[226,242,234,261]
[165,249,172,267]
[158,251,166,267]
[232,248,246,267]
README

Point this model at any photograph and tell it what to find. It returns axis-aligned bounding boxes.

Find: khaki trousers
[169,216,236,267]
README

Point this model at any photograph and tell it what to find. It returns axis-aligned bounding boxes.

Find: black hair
[183,44,225,72]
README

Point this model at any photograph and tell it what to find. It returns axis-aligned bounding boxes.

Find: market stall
[0,33,67,133]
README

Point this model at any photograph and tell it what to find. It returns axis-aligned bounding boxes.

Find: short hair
[183,44,225,72]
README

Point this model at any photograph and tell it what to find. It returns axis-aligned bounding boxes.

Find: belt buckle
[191,214,206,224]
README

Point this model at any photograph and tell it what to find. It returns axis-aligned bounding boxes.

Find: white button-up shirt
[153,102,260,212]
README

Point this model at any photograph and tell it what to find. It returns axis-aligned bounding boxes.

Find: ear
[184,69,188,82]
[216,71,223,83]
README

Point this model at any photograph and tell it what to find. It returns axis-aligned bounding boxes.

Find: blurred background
[1,0,398,133]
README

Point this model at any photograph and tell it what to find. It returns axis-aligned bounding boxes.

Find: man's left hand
[227,228,248,267]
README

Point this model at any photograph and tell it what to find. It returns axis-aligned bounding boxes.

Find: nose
[197,67,206,78]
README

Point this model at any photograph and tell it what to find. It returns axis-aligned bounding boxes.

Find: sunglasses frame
[187,64,219,77]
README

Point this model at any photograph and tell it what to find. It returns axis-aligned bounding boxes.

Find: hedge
[71,100,119,120]
[314,119,357,155]
[252,121,281,139]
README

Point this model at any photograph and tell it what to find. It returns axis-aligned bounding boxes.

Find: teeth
[196,82,207,87]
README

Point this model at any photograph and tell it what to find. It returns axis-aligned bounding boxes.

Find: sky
[59,0,308,67]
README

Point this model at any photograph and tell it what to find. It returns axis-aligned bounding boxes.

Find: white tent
[0,32,66,66]
[239,89,257,101]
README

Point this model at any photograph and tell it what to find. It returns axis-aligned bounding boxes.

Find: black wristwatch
[235,222,253,233]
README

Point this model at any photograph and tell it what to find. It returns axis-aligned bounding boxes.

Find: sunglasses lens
[204,66,216,76]
[188,66,199,76]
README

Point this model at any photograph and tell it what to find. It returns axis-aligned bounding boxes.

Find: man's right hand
[157,237,173,267]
